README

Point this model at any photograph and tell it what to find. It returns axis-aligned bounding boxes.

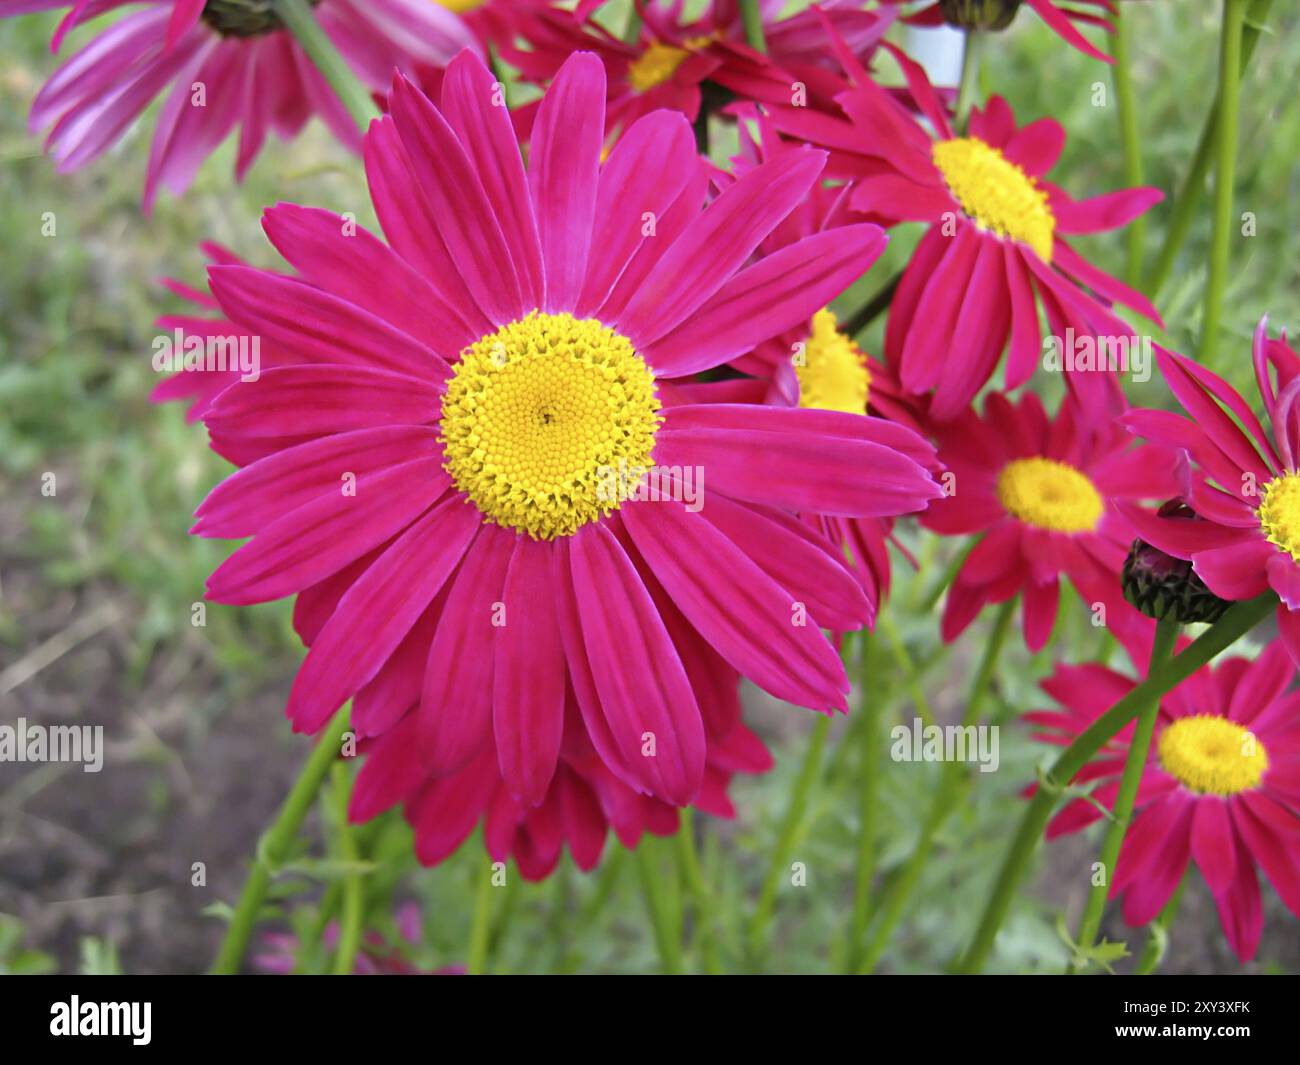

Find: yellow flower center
[796,309,871,415]
[996,457,1103,533]
[931,136,1056,262]
[1259,470,1300,562]
[432,0,487,12]
[440,312,661,540]
[628,36,713,92]
[1158,715,1269,796]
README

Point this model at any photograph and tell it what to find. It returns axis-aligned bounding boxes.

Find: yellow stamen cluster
[931,136,1056,262]
[432,0,487,12]
[796,309,871,415]
[996,457,1103,533]
[627,35,714,92]
[1259,470,1300,563]
[440,312,661,540]
[1158,715,1269,796]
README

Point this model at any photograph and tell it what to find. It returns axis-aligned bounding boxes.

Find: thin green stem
[467,855,495,976]
[738,0,767,52]
[211,707,351,974]
[1144,0,1272,299]
[954,31,985,131]
[272,0,377,133]
[636,839,683,974]
[1135,875,1186,974]
[1111,8,1145,286]
[1198,0,1246,362]
[856,597,1016,973]
[843,270,902,340]
[329,761,364,975]
[954,593,1274,974]
[676,808,722,974]
[845,633,883,972]
[747,714,832,963]
[1068,618,1179,974]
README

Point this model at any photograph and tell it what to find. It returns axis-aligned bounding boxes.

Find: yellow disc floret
[796,309,871,415]
[1158,715,1269,795]
[627,35,714,92]
[1259,470,1300,563]
[996,457,1103,533]
[432,0,487,13]
[440,312,661,540]
[931,136,1056,262]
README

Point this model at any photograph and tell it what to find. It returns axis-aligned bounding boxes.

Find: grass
[0,2,1297,974]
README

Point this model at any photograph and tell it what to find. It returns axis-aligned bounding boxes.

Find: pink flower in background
[190,50,940,813]
[1030,641,1300,962]
[921,390,1182,651]
[256,901,464,974]
[506,0,893,138]
[1118,324,1300,666]
[880,0,1117,63]
[0,0,476,207]
[768,44,1162,419]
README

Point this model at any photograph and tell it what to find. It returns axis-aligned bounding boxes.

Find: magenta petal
[1192,540,1275,601]
[1190,797,1238,898]
[1266,550,1300,610]
[493,538,566,806]
[568,523,705,805]
[622,498,849,712]
[1112,500,1256,560]
[1053,187,1163,235]
[285,494,480,733]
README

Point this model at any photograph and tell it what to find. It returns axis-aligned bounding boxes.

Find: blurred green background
[0,1,1297,974]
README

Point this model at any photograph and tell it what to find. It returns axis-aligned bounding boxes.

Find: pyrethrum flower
[880,0,1117,62]
[507,0,893,137]
[1029,641,1300,962]
[770,48,1162,419]
[192,50,941,811]
[922,391,1182,650]
[1119,323,1300,665]
[1,0,475,207]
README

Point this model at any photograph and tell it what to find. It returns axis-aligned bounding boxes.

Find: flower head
[922,390,1182,650]
[1119,323,1300,665]
[3,0,475,207]
[1029,641,1300,962]
[769,48,1163,419]
[881,0,1117,62]
[191,50,940,814]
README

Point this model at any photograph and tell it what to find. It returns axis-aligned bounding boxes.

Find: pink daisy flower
[2,0,475,208]
[1118,323,1300,666]
[768,45,1162,419]
[921,390,1183,651]
[191,50,941,809]
[880,0,1118,63]
[506,0,893,138]
[1029,640,1300,962]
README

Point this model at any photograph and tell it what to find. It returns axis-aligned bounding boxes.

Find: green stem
[954,593,1274,974]
[272,0,378,133]
[1135,875,1186,974]
[211,707,351,975]
[843,271,902,340]
[676,808,722,974]
[747,714,832,962]
[1068,618,1179,974]
[329,762,364,975]
[466,854,495,976]
[1144,0,1272,299]
[845,633,882,972]
[738,0,767,52]
[1198,0,1246,362]
[636,840,683,974]
[856,597,1017,973]
[1111,8,1145,287]
[954,31,985,131]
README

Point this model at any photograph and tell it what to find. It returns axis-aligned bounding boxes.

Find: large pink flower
[769,45,1162,419]
[1118,323,1300,665]
[1030,640,1300,962]
[191,50,940,811]
[921,390,1182,650]
[2,0,475,207]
